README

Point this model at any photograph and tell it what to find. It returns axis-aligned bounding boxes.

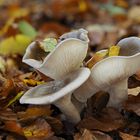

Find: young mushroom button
[20,68,90,124]
[73,37,140,109]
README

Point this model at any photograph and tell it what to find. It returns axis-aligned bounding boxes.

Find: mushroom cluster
[20,28,140,124]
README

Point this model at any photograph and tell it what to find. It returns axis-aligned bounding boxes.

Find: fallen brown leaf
[23,118,54,139]
[123,93,140,116]
[4,120,23,135]
[45,116,64,135]
[78,108,125,132]
[74,129,96,140]
[18,105,52,121]
[74,129,112,140]
[0,108,17,121]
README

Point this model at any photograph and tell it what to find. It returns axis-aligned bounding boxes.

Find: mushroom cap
[90,37,140,89]
[22,29,89,80]
[20,68,90,104]
[117,37,140,56]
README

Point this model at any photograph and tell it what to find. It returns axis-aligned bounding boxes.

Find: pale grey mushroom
[22,28,89,80]
[21,29,90,123]
[73,37,140,109]
[20,68,90,124]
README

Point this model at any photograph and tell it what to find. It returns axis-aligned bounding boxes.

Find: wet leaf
[18,20,37,38]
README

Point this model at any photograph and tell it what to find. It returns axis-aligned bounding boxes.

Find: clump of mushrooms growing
[20,28,140,123]
[20,29,90,123]
[73,37,140,109]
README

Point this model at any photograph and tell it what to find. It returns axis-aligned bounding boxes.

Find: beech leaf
[108,45,120,56]
[40,38,57,52]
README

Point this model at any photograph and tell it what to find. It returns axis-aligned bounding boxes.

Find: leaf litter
[0,0,140,139]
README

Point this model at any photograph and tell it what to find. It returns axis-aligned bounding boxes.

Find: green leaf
[40,38,57,52]
[100,4,126,15]
[18,20,37,38]
[0,34,32,55]
[6,91,24,107]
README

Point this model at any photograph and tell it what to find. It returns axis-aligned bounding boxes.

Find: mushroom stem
[107,78,128,108]
[73,76,99,112]
[54,93,81,124]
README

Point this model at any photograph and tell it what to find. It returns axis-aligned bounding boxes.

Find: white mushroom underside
[20,68,90,104]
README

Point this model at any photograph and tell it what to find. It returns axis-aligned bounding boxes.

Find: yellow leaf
[24,130,33,137]
[0,34,32,55]
[86,50,108,69]
[108,45,120,56]
[115,0,128,8]
[79,0,87,12]
[23,79,44,86]
[86,54,104,69]
[23,119,53,138]
[0,7,29,36]
[10,8,29,18]
[6,91,24,108]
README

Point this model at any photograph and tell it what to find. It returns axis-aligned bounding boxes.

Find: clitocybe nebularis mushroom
[21,29,90,123]
[20,68,90,124]
[22,28,89,80]
[73,37,140,109]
